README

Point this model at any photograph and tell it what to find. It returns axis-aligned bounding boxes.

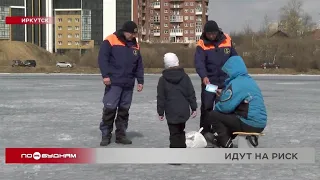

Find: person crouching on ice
[156,52,198,148]
[204,56,267,148]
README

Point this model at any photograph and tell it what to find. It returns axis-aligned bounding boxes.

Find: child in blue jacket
[205,56,267,148]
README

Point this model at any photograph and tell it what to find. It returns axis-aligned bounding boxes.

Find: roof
[269,30,289,38]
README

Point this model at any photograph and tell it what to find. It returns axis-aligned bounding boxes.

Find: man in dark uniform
[98,21,144,146]
[194,20,238,136]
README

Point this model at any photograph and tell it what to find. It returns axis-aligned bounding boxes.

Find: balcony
[153,2,160,9]
[152,16,161,23]
[153,32,160,36]
[170,29,183,36]
[141,29,147,35]
[195,7,202,15]
[170,4,183,9]
[170,15,183,22]
[195,28,202,36]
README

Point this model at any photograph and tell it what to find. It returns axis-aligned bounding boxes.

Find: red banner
[5,148,95,164]
[5,16,54,24]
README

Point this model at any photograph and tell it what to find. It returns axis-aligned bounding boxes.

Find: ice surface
[0,74,319,180]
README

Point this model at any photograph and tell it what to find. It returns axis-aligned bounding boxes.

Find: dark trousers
[167,123,186,148]
[200,84,217,134]
[99,85,134,138]
[205,111,264,147]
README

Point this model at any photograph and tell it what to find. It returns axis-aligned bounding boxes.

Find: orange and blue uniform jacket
[98,31,144,88]
[194,32,237,88]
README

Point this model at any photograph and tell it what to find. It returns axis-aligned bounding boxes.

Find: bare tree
[279,0,315,37]
[241,20,255,36]
[259,14,271,37]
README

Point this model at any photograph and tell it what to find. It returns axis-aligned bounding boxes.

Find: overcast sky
[208,0,320,33]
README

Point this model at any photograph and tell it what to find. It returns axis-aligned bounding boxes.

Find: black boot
[215,132,233,148]
[204,132,220,148]
[99,108,116,146]
[115,107,132,144]
[115,136,132,144]
[100,133,112,146]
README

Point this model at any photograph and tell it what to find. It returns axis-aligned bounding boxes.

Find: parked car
[56,62,73,68]
[11,60,36,67]
[24,60,37,67]
[261,62,280,69]
[11,60,25,67]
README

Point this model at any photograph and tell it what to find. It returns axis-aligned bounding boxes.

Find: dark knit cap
[122,21,138,33]
[204,20,220,32]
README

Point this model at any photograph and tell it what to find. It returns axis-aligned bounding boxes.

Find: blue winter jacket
[214,56,267,128]
[98,30,144,88]
[194,32,237,88]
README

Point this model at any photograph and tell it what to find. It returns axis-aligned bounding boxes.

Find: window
[190,16,194,20]
[184,9,189,13]
[68,41,72,45]
[116,1,131,30]
[196,22,202,28]
[68,34,72,38]
[150,10,153,14]
[58,41,62,45]
[58,26,62,30]
[75,41,79,45]
[184,30,188,34]
[184,23,188,27]
[164,23,168,27]
[190,30,194,34]
[190,9,194,13]
[185,2,189,6]
[75,33,80,38]
[150,23,154,27]
[68,18,72,23]
[164,30,168,34]
[190,2,194,6]
[184,16,188,20]
[58,34,62,38]
[164,9,168,13]
[75,18,80,23]
[165,16,168,20]
[75,26,79,30]
[190,23,194,27]
[164,2,168,6]
[58,18,62,22]
[68,26,72,30]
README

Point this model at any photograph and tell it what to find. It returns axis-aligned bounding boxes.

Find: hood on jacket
[162,67,186,84]
[222,56,248,81]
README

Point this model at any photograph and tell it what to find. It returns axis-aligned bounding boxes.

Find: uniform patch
[133,49,138,56]
[224,48,230,54]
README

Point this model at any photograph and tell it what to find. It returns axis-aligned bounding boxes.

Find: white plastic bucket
[185,127,207,148]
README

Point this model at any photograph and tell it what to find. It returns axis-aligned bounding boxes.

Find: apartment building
[54,10,94,53]
[137,0,208,43]
[0,0,137,53]
[0,0,26,42]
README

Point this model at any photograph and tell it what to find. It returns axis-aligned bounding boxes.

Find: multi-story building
[137,0,208,43]
[0,0,137,53]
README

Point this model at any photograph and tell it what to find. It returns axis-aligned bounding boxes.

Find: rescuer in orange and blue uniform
[194,20,238,137]
[98,21,144,146]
